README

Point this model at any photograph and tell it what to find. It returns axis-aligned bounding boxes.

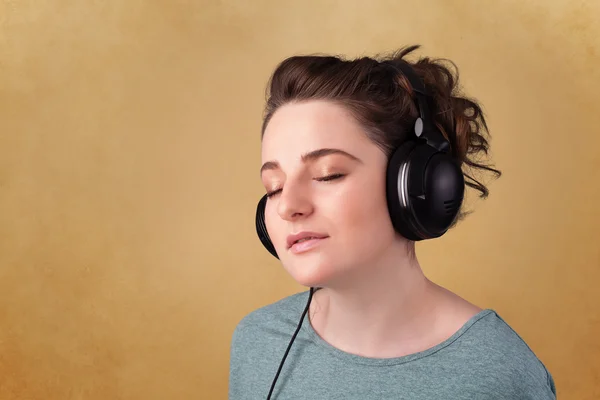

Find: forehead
[261,100,370,162]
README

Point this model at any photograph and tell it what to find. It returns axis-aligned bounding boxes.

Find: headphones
[255,60,465,260]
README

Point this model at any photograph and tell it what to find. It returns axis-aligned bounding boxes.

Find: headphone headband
[381,61,450,154]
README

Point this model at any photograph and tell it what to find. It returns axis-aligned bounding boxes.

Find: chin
[282,253,340,288]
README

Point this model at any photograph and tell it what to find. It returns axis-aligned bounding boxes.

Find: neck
[308,240,443,358]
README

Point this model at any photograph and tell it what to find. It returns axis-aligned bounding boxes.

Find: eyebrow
[260,148,362,176]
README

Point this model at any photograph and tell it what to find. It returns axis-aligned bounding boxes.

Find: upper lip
[286,231,329,249]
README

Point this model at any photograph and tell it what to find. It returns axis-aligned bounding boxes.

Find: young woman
[229,45,556,399]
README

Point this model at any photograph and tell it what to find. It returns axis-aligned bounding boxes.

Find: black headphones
[255,60,465,260]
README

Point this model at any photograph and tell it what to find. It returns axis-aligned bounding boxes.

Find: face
[260,100,400,288]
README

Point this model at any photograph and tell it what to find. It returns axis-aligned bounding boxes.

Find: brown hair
[261,45,501,222]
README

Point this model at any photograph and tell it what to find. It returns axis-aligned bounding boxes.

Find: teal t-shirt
[229,290,556,399]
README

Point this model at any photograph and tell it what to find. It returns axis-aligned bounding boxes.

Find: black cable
[266,287,316,400]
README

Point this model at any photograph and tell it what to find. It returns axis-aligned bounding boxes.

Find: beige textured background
[1,0,598,398]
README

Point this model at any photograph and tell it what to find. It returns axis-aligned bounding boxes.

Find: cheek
[327,177,395,248]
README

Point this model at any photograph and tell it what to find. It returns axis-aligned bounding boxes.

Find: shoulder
[464,310,549,368]
[231,290,309,342]
[457,310,557,398]
[228,289,311,383]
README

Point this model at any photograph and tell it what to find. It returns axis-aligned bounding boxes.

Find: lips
[286,231,329,249]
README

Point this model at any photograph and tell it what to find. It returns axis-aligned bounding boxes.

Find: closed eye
[315,173,345,182]
[265,174,346,198]
[266,188,282,198]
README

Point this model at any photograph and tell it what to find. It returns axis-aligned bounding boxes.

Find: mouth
[286,232,329,254]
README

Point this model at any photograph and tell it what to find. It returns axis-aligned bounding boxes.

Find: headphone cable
[266,287,316,400]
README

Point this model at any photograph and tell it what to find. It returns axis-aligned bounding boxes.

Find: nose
[276,182,313,222]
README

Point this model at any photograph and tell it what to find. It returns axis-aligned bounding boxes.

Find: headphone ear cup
[255,194,279,259]
[416,153,465,235]
[387,141,465,240]
[386,141,423,241]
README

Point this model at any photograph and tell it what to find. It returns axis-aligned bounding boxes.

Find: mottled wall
[1,1,598,398]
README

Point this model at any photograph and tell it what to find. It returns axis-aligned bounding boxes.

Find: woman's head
[259,45,500,288]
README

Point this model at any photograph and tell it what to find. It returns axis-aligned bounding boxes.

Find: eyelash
[266,173,345,198]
